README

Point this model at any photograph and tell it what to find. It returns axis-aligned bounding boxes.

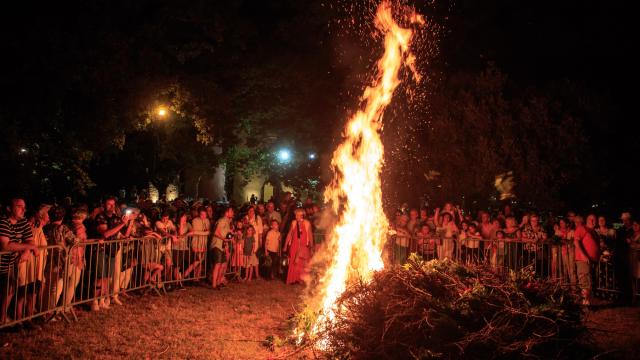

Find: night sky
[0,0,635,213]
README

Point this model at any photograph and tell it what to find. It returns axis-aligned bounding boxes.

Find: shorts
[94,250,115,279]
[576,261,592,291]
[211,248,226,265]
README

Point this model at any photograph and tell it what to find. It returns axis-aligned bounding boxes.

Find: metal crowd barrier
[1,235,208,329]
[388,234,637,296]
[1,244,66,328]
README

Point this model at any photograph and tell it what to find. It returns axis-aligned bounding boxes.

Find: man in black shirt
[0,198,36,323]
[94,197,134,308]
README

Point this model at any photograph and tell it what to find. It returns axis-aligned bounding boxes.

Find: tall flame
[306,1,423,341]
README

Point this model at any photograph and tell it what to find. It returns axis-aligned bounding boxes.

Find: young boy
[263,220,281,280]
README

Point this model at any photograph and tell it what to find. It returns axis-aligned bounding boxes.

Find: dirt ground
[584,304,640,359]
[1,281,639,360]
[0,280,306,360]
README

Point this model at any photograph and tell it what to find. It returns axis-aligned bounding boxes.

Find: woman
[172,211,192,283]
[553,218,575,284]
[503,216,522,271]
[188,207,210,280]
[283,209,312,285]
[245,206,264,247]
[66,208,88,309]
[17,205,50,319]
[595,216,616,252]
[135,213,164,289]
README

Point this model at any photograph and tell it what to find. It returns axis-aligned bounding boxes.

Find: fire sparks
[302,1,423,344]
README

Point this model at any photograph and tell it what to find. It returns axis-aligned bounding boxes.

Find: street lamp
[308,152,316,160]
[277,149,291,163]
[157,106,167,118]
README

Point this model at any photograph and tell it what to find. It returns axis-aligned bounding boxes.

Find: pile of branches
[320,255,589,359]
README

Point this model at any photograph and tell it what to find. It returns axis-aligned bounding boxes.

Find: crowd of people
[0,192,323,326]
[389,203,640,305]
[1,193,639,327]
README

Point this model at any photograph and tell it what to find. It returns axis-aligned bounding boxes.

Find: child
[230,220,245,279]
[491,230,506,272]
[263,220,281,280]
[415,224,437,260]
[465,223,482,263]
[243,226,260,281]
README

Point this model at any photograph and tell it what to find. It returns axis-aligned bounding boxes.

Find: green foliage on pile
[321,255,588,359]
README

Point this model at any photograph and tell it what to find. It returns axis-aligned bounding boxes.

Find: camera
[225,232,234,239]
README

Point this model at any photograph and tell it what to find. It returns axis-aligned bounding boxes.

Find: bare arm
[98,222,127,239]
[1,235,36,252]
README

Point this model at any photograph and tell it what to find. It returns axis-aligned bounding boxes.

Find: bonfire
[283,2,587,359]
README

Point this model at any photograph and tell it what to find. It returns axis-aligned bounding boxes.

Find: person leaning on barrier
[93,198,136,310]
[0,198,37,324]
[18,205,50,320]
[68,208,89,306]
[155,210,176,282]
[43,205,79,316]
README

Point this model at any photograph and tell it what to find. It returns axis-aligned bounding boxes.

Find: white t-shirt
[265,229,280,253]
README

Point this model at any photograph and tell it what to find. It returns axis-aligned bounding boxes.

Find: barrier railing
[388,234,631,294]
[2,232,637,329]
[1,235,207,329]
[1,244,67,328]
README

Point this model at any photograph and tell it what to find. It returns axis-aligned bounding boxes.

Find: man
[265,201,281,225]
[0,198,37,323]
[211,207,233,289]
[573,216,600,305]
[94,197,135,308]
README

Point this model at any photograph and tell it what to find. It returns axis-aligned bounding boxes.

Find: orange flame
[304,1,422,343]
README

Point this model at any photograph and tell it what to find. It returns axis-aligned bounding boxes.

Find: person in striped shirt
[0,198,37,323]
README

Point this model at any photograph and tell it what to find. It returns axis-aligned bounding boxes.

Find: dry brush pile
[306,255,590,359]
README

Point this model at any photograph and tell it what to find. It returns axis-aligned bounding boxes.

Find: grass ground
[1,280,305,360]
[0,281,638,359]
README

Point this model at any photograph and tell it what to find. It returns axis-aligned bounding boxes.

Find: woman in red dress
[284,208,312,285]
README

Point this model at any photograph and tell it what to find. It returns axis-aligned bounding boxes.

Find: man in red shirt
[573,216,600,305]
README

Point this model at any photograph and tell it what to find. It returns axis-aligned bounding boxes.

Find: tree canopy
[0,0,635,213]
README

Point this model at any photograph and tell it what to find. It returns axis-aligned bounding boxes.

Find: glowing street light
[308,153,316,160]
[277,149,291,163]
[157,106,167,118]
